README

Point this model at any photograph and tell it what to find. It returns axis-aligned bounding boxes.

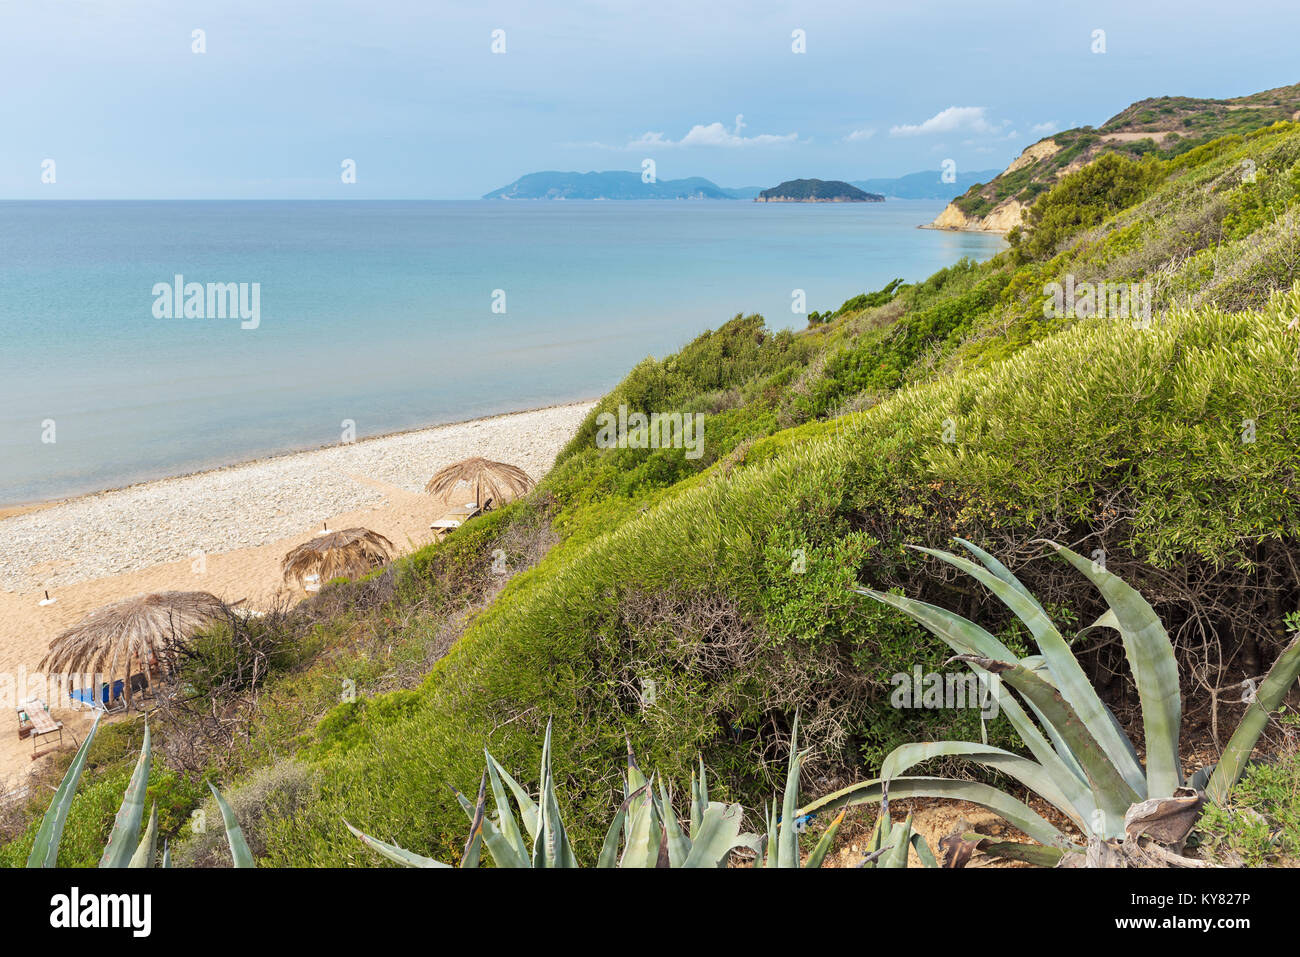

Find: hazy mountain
[483,171,755,200]
[851,169,1002,200]
[486,169,1003,202]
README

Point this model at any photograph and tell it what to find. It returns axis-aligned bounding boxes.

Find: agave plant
[25,714,252,868]
[859,783,938,868]
[802,539,1300,866]
[348,720,757,867]
[751,713,845,867]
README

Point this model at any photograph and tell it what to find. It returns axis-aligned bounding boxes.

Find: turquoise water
[0,200,1003,504]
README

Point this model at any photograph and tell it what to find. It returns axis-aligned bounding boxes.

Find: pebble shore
[0,402,594,592]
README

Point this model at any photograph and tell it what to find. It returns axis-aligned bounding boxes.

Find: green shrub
[1197,739,1300,866]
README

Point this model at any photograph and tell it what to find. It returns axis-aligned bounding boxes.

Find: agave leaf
[454,785,529,868]
[598,782,649,868]
[483,756,531,864]
[209,782,255,868]
[625,740,648,797]
[881,741,1087,831]
[1186,764,1215,791]
[27,712,102,868]
[344,820,450,868]
[777,713,802,869]
[127,803,159,869]
[1049,542,1182,798]
[804,809,845,868]
[954,538,1049,616]
[619,785,661,868]
[658,781,690,866]
[689,757,707,837]
[532,721,578,868]
[1207,633,1300,804]
[860,587,1089,789]
[880,815,915,868]
[681,802,748,867]
[485,751,540,842]
[911,545,1147,795]
[854,587,1019,664]
[981,666,1092,802]
[955,655,1138,834]
[459,775,487,868]
[762,801,779,868]
[868,808,888,855]
[801,775,1072,849]
[910,830,939,868]
[100,722,152,868]
[161,841,171,869]
[963,833,1065,868]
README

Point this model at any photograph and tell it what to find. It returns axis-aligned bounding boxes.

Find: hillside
[483,171,754,200]
[756,179,883,202]
[8,112,1300,868]
[931,81,1300,232]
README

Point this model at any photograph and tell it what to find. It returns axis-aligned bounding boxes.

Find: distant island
[483,171,762,200]
[484,169,993,201]
[755,179,883,203]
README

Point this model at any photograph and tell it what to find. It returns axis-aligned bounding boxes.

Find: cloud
[843,127,876,142]
[572,116,798,150]
[627,121,798,149]
[1031,120,1059,136]
[890,106,1006,138]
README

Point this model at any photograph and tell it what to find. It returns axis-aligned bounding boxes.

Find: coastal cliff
[927,82,1300,233]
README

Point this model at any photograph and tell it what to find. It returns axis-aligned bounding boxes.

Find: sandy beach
[0,401,594,792]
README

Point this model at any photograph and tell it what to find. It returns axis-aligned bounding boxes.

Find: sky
[2,0,1298,199]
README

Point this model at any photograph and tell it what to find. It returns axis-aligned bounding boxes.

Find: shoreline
[0,398,595,784]
[0,398,598,513]
[0,399,597,594]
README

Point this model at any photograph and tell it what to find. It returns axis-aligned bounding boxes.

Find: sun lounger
[19,699,64,757]
[430,501,483,539]
[69,679,126,713]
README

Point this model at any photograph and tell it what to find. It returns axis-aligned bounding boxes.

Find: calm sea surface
[0,200,1004,504]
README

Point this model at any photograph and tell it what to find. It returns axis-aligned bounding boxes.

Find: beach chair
[19,699,65,758]
[68,679,126,713]
[429,501,483,540]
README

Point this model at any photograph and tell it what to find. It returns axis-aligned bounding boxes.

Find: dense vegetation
[951,82,1300,221]
[6,116,1300,867]
[757,179,882,202]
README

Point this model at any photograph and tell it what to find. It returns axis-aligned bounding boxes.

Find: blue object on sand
[69,679,125,708]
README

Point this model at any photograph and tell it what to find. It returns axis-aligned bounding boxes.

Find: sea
[0,200,1004,504]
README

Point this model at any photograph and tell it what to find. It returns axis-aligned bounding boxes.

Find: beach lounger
[19,699,65,757]
[69,679,126,713]
[426,501,491,538]
[429,501,485,539]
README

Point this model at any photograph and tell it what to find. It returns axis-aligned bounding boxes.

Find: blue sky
[2,0,1298,199]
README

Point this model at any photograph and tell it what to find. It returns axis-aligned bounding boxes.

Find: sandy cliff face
[929,197,1025,233]
[927,139,1059,233]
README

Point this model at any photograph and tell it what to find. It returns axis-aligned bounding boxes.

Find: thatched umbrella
[424,457,535,510]
[281,527,394,589]
[40,591,226,708]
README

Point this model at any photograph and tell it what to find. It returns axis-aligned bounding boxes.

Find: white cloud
[890,106,1006,138]
[625,121,798,149]
[843,127,876,142]
[1031,120,1059,136]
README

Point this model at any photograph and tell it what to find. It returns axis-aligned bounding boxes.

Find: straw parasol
[424,457,535,510]
[281,527,394,589]
[40,591,226,707]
